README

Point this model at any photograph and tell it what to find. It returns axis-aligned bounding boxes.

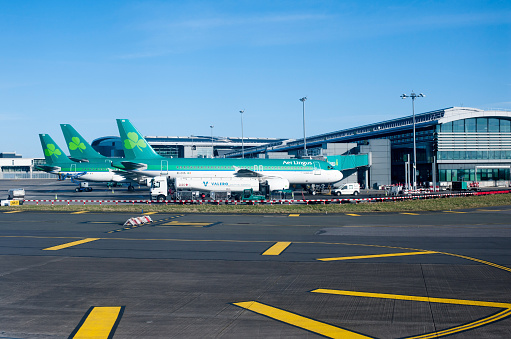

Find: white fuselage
[143,168,342,185]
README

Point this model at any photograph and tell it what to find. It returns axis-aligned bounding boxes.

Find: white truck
[150,176,261,202]
[332,183,361,196]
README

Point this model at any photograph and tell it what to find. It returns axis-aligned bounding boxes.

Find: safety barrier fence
[21,190,510,206]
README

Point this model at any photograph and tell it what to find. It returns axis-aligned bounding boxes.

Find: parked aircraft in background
[113,119,343,191]
[37,134,138,189]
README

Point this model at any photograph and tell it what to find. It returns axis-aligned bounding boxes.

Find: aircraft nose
[333,170,343,182]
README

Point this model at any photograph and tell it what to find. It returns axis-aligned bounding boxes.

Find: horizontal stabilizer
[112,161,148,171]
[68,157,90,163]
[35,165,61,173]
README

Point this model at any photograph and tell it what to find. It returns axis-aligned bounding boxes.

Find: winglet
[116,119,161,160]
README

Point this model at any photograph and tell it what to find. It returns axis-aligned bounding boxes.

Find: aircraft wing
[234,168,264,177]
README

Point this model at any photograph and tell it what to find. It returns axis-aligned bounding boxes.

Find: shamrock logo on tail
[69,137,86,153]
[44,144,61,158]
[124,132,147,151]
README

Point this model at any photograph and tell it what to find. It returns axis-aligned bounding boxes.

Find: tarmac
[0,182,510,338]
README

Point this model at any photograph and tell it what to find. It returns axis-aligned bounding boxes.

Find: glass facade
[439,117,511,133]
[439,168,510,181]
[437,117,511,161]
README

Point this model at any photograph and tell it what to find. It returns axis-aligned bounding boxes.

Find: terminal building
[3,106,511,189]
[227,107,511,188]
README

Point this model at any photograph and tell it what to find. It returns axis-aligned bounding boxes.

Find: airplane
[37,133,136,187]
[112,119,343,191]
[60,123,146,190]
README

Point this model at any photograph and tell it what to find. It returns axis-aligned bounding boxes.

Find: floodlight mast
[299,97,307,157]
[239,110,245,158]
[210,125,214,158]
[401,92,425,191]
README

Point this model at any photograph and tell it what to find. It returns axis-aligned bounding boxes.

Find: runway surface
[1,206,511,338]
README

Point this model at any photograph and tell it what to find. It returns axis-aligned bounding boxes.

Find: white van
[332,183,360,196]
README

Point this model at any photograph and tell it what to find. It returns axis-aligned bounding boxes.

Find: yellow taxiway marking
[262,242,292,255]
[3,210,22,213]
[317,251,437,261]
[476,209,503,212]
[233,301,371,339]
[43,238,100,251]
[288,214,300,217]
[400,212,420,215]
[160,221,212,226]
[443,210,467,214]
[70,306,123,339]
[312,289,511,309]
[143,212,158,215]
[312,289,511,339]
[71,211,89,214]
[345,213,360,217]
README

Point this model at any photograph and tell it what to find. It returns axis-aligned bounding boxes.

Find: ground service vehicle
[241,188,265,201]
[151,176,260,202]
[75,182,92,192]
[8,188,25,200]
[332,183,361,196]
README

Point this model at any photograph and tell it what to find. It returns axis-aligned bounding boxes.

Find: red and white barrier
[123,216,153,226]
[21,189,511,206]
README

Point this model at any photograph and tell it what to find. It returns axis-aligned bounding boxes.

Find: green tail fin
[39,134,73,164]
[60,124,106,160]
[116,119,161,160]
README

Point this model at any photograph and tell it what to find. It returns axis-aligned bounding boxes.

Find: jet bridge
[326,154,369,171]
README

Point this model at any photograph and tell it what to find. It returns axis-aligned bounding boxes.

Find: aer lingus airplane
[60,123,149,190]
[112,119,343,190]
[38,133,137,187]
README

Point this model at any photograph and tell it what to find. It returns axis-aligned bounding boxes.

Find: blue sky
[1,0,510,157]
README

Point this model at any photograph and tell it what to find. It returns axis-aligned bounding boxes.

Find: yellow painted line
[317,251,437,261]
[71,211,89,214]
[160,221,212,226]
[312,289,511,339]
[311,289,511,308]
[345,213,360,217]
[143,212,158,215]
[3,210,22,213]
[71,306,123,338]
[262,242,292,255]
[440,251,511,273]
[43,238,100,251]
[233,301,371,339]
[288,214,300,217]
[400,212,420,215]
[405,308,511,339]
[476,209,503,212]
[443,210,467,214]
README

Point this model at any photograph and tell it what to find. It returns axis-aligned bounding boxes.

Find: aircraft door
[161,160,168,175]
[313,162,321,175]
[254,165,258,172]
[259,165,263,172]
[70,164,76,172]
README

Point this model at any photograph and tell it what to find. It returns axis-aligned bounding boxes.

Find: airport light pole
[299,97,307,157]
[239,110,245,158]
[401,91,425,191]
[210,125,214,158]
